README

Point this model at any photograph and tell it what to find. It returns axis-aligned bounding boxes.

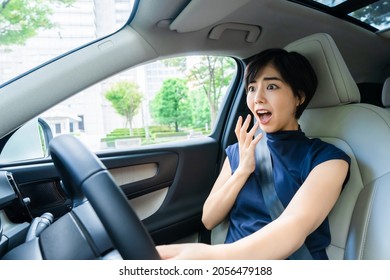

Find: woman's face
[246,64,302,133]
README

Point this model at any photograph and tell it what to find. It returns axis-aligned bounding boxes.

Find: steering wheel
[49,134,160,260]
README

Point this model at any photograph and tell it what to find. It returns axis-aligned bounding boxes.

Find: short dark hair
[244,48,317,119]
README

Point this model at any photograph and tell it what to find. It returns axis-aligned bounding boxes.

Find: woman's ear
[297,91,306,106]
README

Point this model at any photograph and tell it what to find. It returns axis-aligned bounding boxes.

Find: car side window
[34,56,237,153]
[0,118,49,163]
[41,56,237,152]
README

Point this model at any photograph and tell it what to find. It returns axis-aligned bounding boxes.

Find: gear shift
[25,212,54,242]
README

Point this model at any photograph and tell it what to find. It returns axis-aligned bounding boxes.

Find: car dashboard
[0,170,117,260]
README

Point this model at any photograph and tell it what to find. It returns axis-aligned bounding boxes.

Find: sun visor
[169,0,251,33]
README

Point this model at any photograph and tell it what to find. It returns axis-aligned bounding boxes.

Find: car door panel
[102,151,178,199]
[103,137,220,244]
[0,136,220,246]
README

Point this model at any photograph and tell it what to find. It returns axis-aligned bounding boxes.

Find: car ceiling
[130,0,390,83]
[0,0,389,141]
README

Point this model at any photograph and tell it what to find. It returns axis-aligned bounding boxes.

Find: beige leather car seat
[286,33,390,259]
[381,77,390,109]
[211,33,390,260]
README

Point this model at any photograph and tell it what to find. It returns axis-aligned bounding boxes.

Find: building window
[78,115,85,131]
[55,123,61,134]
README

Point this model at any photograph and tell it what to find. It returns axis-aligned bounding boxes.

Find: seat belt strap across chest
[255,132,313,260]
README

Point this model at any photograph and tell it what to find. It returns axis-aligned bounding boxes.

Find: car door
[0,56,247,250]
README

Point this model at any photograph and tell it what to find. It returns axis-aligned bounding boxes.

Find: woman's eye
[248,85,255,92]
[267,84,278,90]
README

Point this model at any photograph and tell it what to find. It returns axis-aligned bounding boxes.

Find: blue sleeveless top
[224,129,350,259]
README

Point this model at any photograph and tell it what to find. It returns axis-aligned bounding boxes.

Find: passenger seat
[381,77,390,109]
[287,33,390,260]
[212,33,390,260]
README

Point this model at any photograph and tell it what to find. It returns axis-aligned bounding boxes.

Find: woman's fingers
[235,115,251,144]
[235,115,261,147]
[248,120,259,138]
[233,115,263,174]
[156,244,181,260]
[234,115,243,139]
[241,114,252,137]
[251,131,263,148]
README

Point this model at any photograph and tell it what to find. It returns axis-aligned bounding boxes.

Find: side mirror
[0,118,53,163]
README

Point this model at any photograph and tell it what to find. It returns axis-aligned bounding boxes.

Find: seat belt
[255,131,313,260]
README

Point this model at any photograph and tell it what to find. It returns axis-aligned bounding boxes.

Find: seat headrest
[285,33,360,108]
[381,77,390,108]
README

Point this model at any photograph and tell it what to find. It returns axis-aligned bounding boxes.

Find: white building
[0,0,183,150]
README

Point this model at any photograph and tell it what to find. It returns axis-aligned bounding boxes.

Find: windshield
[0,0,135,85]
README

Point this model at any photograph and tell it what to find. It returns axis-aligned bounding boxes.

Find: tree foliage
[105,81,143,136]
[187,56,235,128]
[188,88,211,130]
[151,78,191,132]
[0,0,74,46]
[162,56,235,129]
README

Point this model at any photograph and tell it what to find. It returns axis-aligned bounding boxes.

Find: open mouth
[256,109,272,124]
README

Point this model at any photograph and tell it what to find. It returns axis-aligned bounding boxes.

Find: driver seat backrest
[285,33,390,259]
[381,76,390,110]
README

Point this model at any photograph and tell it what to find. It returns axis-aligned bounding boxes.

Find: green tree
[105,81,143,136]
[188,56,235,128]
[189,88,211,130]
[151,78,191,132]
[0,0,74,46]
[163,56,236,129]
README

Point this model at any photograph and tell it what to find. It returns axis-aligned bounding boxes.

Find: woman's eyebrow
[249,76,284,84]
[263,76,283,82]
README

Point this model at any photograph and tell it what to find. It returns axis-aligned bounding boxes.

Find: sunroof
[312,0,348,7]
[349,0,390,31]
[296,0,390,32]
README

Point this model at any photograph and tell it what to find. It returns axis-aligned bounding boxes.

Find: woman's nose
[254,89,265,104]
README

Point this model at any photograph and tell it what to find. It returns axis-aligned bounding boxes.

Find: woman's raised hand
[234,115,263,175]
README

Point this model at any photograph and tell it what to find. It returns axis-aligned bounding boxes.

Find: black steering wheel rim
[49,134,160,260]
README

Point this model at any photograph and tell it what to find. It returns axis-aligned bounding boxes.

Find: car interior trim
[129,188,169,221]
[109,163,158,187]
[208,23,262,43]
[169,0,252,33]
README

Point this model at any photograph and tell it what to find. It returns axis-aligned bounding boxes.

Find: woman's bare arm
[158,159,349,259]
[202,115,262,229]
[202,158,251,229]
[217,159,348,259]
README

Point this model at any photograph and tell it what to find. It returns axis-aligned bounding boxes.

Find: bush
[101,126,200,146]
[103,128,145,139]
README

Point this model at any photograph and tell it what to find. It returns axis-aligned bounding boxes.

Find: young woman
[157,49,350,260]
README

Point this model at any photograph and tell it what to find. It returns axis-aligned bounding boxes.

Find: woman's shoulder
[225,143,240,170]
[306,137,351,166]
[226,142,239,155]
